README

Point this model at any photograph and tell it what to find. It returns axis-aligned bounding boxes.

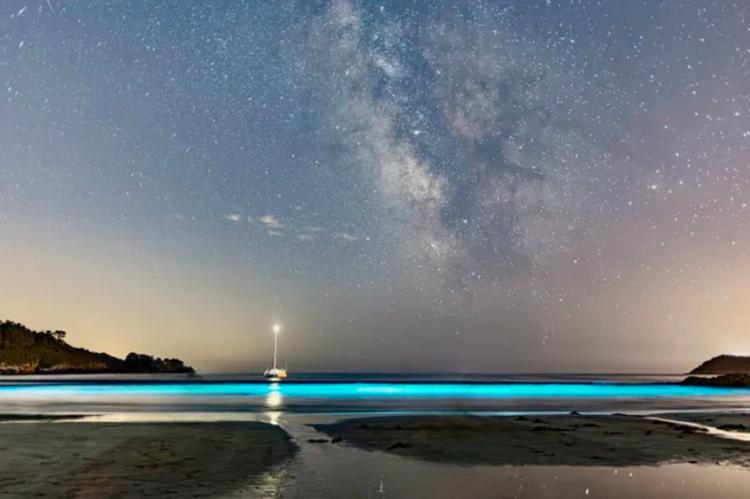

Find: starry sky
[1,0,749,373]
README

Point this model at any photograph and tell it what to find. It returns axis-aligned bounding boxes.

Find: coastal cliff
[690,355,750,375]
[0,320,194,375]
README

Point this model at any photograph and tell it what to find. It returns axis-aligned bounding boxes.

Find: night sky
[1,1,749,373]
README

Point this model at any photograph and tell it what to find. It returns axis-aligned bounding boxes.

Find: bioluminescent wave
[1,382,749,399]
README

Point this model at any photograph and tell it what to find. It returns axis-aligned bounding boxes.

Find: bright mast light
[272,323,280,369]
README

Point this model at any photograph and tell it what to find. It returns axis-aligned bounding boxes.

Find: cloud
[334,232,359,242]
[258,214,284,229]
[224,212,244,223]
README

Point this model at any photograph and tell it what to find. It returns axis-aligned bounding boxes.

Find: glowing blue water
[0,382,748,399]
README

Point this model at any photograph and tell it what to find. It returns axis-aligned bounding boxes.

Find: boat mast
[272,324,280,369]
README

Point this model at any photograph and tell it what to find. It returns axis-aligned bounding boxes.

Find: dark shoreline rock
[682,373,750,388]
[690,355,750,375]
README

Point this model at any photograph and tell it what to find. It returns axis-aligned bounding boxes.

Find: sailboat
[263,324,288,380]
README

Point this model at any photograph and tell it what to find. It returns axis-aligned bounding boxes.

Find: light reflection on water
[266,383,283,408]
[248,459,750,499]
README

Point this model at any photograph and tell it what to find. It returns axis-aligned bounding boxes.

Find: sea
[2,372,750,498]
[1,372,749,414]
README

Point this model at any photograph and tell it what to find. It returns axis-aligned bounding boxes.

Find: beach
[0,420,295,498]
[314,413,750,467]
[2,375,750,497]
[2,412,750,497]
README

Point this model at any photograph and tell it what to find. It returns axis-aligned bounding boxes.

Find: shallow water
[252,456,750,499]
[1,373,749,415]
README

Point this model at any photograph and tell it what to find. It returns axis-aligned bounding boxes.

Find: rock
[690,355,750,375]
[717,424,747,431]
[386,441,411,450]
[120,352,194,374]
[532,426,567,432]
[682,373,750,388]
[331,435,343,443]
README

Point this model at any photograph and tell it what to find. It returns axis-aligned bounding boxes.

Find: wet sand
[314,414,750,467]
[0,421,295,498]
[3,413,750,497]
[667,412,750,432]
[0,413,88,422]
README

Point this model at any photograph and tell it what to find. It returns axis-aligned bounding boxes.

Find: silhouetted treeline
[0,320,194,375]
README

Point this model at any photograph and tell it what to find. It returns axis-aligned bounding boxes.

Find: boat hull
[263,367,288,380]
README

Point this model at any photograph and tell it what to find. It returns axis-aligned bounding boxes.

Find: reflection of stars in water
[246,459,290,497]
[266,383,283,409]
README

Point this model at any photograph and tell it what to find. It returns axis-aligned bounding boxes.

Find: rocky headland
[0,320,194,375]
[690,354,750,375]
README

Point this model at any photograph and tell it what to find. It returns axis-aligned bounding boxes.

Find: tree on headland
[0,320,194,374]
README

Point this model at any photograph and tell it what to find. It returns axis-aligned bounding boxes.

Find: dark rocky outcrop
[690,355,750,374]
[682,373,750,388]
[120,352,193,374]
[0,320,194,375]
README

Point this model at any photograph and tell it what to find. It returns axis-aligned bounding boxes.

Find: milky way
[1,1,749,372]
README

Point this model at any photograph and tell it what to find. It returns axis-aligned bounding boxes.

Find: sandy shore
[0,420,295,498]
[314,414,750,467]
[3,413,750,497]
